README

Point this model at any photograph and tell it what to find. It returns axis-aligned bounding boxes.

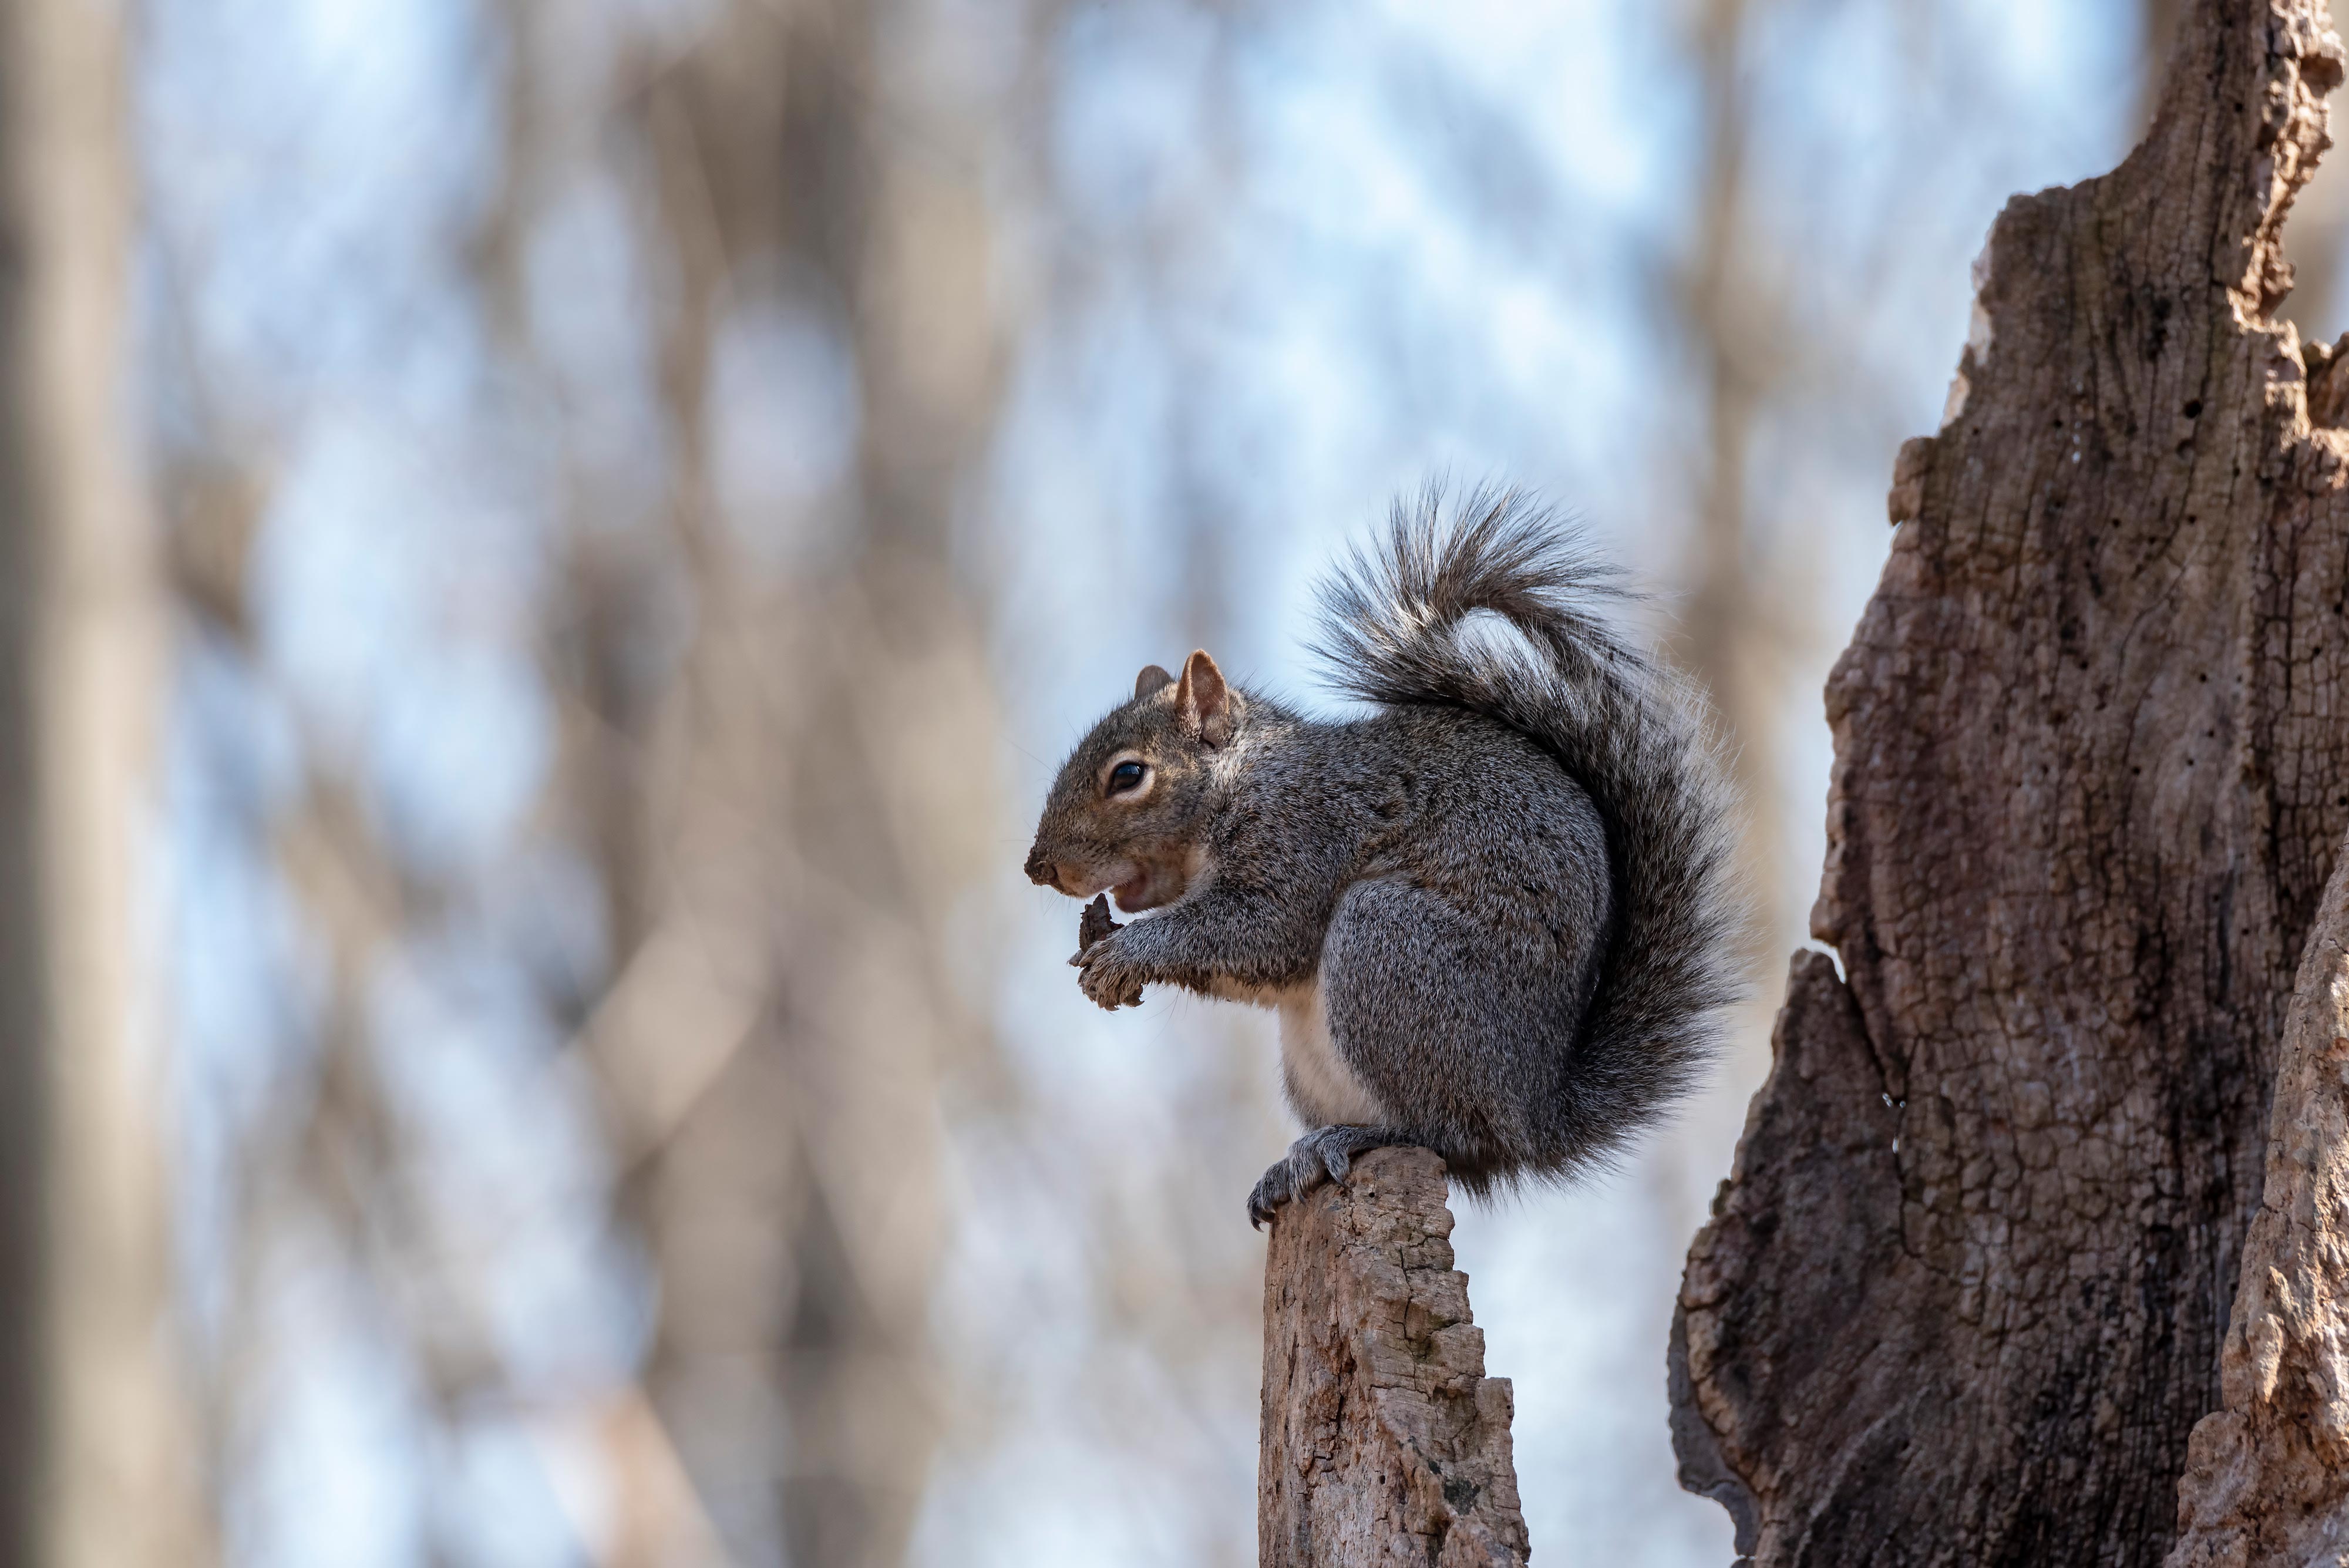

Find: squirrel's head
[1025,650,1238,912]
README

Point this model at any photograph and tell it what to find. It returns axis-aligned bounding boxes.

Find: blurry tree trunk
[606,1,1008,1562]
[0,2,198,1566]
[1258,1149,1527,1568]
[1672,2,2349,1564]
[1679,0,1788,958]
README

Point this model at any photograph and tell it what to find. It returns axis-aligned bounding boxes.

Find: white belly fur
[1281,980,1385,1126]
[1206,974,1384,1128]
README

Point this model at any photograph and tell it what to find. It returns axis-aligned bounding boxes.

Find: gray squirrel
[1022,490,1745,1225]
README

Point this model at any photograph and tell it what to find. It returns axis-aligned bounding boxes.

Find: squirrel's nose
[1024,845,1056,887]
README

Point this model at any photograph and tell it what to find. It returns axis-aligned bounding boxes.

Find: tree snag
[1672,1,2349,1564]
[2169,822,2349,1567]
[1259,1148,1528,1568]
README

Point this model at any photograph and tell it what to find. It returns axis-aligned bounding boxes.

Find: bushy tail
[1314,486,1747,1180]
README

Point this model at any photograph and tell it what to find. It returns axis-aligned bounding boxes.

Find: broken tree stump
[1258,1146,1529,1568]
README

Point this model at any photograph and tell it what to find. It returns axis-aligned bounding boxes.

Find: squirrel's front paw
[1073,931,1146,1010]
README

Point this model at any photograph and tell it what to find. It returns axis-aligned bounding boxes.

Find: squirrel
[1022,489,1745,1226]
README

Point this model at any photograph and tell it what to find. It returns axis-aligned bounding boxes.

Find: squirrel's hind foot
[1246,1125,1402,1229]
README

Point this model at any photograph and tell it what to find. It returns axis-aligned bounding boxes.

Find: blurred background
[5,0,2341,1563]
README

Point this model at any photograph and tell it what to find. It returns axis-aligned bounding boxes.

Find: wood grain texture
[1259,1148,1527,1568]
[1673,2,2349,1563]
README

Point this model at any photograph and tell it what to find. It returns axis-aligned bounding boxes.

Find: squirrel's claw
[1073,930,1146,1010]
[1246,1162,1291,1229]
[1078,965,1145,1010]
[1250,1126,1397,1227]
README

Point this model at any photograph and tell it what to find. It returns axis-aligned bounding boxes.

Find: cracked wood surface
[1259,1148,1527,1568]
[1672,1,2349,1563]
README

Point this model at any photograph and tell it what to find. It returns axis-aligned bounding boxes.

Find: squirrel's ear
[1176,649,1232,746]
[1135,664,1176,700]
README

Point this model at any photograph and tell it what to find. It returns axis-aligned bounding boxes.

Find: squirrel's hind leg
[1246,1123,1404,1229]
[1319,877,1570,1183]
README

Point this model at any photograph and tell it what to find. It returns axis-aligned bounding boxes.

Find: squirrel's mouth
[1116,868,1189,913]
[1109,843,1203,912]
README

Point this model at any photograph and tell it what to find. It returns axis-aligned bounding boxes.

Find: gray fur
[1025,488,1746,1224]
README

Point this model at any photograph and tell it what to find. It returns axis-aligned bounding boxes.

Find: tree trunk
[2168,821,2349,1566]
[616,2,1008,1560]
[0,1,198,1563]
[1671,2,2349,1565]
[1258,1149,1528,1568]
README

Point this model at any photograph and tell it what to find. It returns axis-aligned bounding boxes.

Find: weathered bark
[0,0,200,1562]
[1259,1149,1528,1568]
[1673,2,2349,1564]
[2168,823,2349,1565]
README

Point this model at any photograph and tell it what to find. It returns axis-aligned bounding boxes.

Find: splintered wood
[1258,1148,1528,1568]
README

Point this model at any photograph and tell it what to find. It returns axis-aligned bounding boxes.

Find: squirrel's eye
[1107,761,1147,796]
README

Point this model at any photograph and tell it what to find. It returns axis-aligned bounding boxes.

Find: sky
[133,0,2218,1562]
